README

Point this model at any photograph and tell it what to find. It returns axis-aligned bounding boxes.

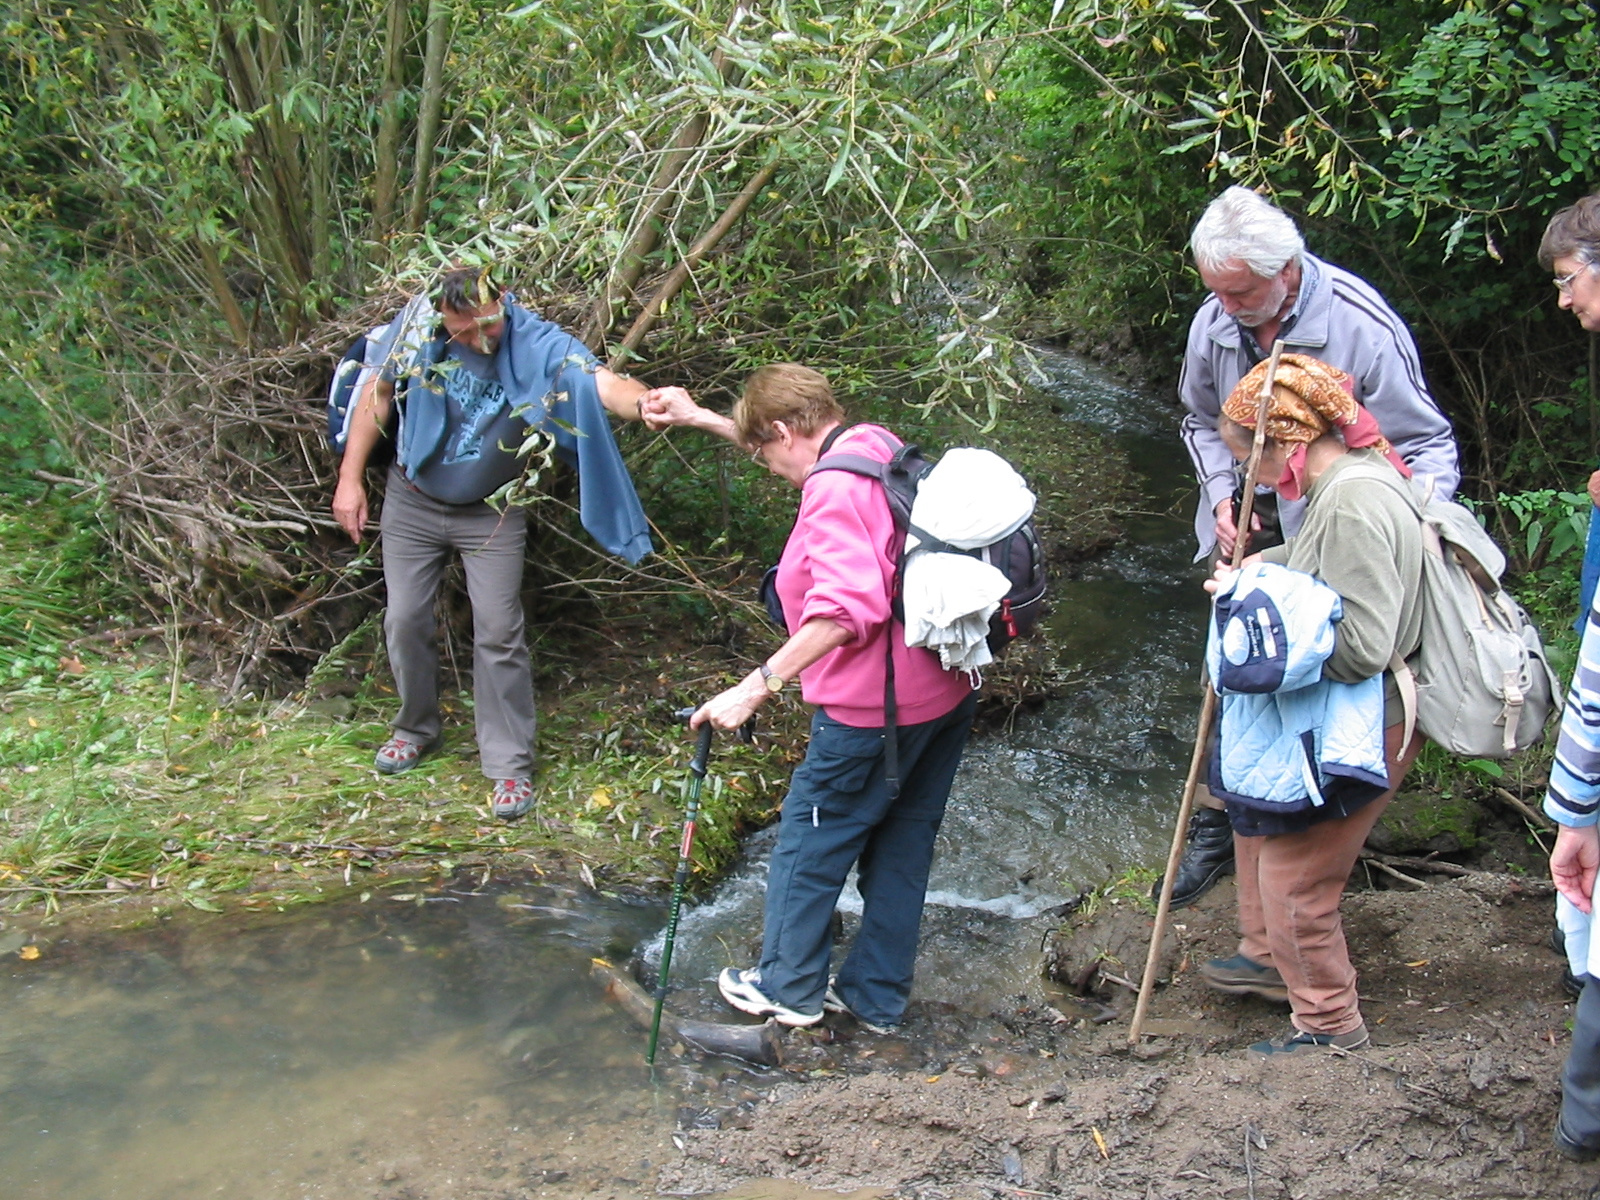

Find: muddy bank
[657,872,1593,1200]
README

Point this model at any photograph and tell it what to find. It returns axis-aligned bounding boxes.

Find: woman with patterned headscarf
[1196,353,1426,1055]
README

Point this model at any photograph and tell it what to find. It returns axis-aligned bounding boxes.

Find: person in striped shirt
[1541,191,1600,1163]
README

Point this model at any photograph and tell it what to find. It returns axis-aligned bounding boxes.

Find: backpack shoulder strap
[808,452,891,483]
[1389,651,1418,751]
[807,425,902,477]
[1319,459,1421,510]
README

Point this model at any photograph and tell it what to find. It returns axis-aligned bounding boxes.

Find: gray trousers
[379,469,536,779]
[1563,973,1600,1147]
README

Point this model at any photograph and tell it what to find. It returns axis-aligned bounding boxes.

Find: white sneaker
[716,968,823,1027]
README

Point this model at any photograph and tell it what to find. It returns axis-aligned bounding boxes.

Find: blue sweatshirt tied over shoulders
[391,297,654,565]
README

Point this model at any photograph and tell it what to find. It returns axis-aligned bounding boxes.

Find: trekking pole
[1129,339,1285,1043]
[647,710,715,1067]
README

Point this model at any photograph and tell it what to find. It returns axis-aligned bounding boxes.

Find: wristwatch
[759,663,787,693]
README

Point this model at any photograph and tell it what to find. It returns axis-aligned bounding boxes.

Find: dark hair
[435,265,500,313]
[1539,194,1600,270]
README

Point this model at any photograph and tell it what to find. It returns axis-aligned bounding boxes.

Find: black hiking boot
[1554,1120,1600,1163]
[1550,922,1585,997]
[1151,806,1235,908]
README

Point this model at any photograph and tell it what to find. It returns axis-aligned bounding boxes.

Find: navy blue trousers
[1563,973,1600,1146]
[756,692,976,1027]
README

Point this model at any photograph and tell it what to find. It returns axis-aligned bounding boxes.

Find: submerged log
[591,959,784,1067]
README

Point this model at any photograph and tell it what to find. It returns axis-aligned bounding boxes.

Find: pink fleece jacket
[775,424,973,728]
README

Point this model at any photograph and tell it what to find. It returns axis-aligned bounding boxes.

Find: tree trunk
[300,0,333,285]
[372,0,409,243]
[406,0,451,233]
[580,5,749,351]
[579,112,711,351]
[197,238,252,348]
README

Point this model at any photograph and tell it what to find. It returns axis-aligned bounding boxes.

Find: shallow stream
[1,349,1207,1198]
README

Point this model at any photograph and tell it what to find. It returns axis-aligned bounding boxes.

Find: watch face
[765,673,785,692]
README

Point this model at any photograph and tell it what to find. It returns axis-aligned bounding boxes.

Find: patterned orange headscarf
[1221,354,1410,500]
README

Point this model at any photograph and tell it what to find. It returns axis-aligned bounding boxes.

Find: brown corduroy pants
[1233,723,1422,1036]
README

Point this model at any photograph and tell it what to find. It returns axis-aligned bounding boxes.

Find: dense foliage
[1,0,1596,908]
[1006,0,1600,515]
[1,0,1597,663]
[1,0,1043,678]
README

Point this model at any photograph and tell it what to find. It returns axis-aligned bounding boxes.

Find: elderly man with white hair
[1161,186,1460,909]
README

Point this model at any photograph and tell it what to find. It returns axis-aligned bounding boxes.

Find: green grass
[0,382,1130,920]
[0,646,797,916]
[0,499,109,679]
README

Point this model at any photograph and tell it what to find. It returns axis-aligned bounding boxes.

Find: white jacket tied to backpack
[901,449,1036,673]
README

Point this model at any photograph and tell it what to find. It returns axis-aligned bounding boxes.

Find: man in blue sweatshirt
[332,266,736,819]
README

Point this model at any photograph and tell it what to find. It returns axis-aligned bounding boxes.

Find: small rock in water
[379,1165,401,1183]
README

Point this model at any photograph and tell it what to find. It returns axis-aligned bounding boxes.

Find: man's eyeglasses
[749,441,769,465]
[1555,264,1594,294]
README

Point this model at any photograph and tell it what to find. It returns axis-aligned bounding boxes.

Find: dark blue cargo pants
[756,691,976,1028]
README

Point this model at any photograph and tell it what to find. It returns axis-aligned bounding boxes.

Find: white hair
[1191,186,1305,278]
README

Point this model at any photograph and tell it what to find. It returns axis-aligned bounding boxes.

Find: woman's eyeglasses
[1555,264,1594,294]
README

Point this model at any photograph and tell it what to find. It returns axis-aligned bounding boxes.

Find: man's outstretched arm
[594,369,740,444]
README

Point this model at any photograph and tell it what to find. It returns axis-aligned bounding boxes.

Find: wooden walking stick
[1128,339,1286,1043]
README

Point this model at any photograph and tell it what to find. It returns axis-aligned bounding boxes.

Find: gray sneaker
[1199,954,1289,1003]
[1554,1120,1600,1163]
[374,735,437,775]
[492,777,535,822]
[824,978,897,1034]
[717,968,823,1027]
[1249,1022,1369,1056]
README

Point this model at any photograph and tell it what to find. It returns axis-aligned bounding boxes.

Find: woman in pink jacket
[692,363,977,1032]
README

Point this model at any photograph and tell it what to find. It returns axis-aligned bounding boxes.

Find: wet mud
[661,872,1593,1200]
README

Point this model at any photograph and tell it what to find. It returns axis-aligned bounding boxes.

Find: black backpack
[803,424,1047,795]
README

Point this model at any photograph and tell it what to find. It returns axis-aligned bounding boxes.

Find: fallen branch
[1364,858,1428,889]
[611,160,780,366]
[1359,851,1471,878]
[215,834,512,857]
[1244,1121,1265,1200]
[1493,786,1555,832]
[0,885,136,896]
[1097,968,1139,993]
[69,618,228,646]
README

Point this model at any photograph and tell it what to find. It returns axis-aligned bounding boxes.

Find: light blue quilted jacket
[1206,562,1389,814]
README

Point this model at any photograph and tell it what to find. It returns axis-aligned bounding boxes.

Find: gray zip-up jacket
[1178,252,1460,559]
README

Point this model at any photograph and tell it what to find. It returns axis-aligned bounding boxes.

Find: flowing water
[0,349,1206,1198]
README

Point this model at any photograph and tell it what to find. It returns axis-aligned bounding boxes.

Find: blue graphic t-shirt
[403,342,536,505]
